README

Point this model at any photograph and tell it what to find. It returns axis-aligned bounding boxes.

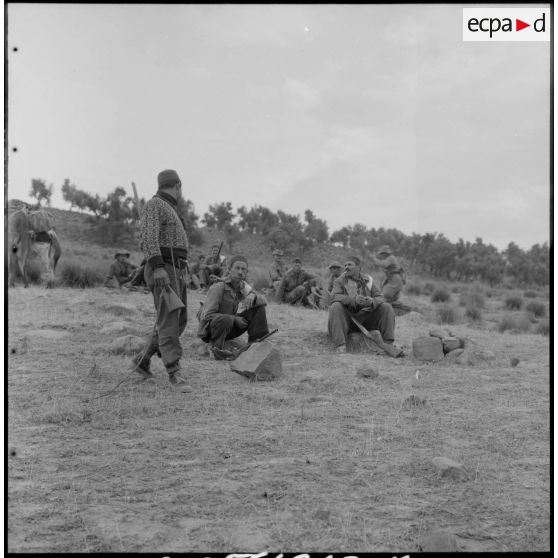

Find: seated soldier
[326,260,343,293]
[328,255,397,353]
[104,249,138,289]
[206,243,227,284]
[188,254,206,290]
[277,257,320,308]
[268,249,286,294]
[197,255,270,358]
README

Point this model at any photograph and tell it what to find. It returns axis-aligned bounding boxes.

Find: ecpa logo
[463,8,550,42]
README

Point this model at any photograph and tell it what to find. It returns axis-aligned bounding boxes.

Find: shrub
[535,320,549,336]
[423,282,435,294]
[465,306,483,322]
[451,286,460,294]
[431,288,450,303]
[523,290,538,299]
[459,290,485,309]
[504,295,523,310]
[498,314,531,333]
[406,282,421,296]
[59,261,103,288]
[436,304,460,324]
[525,300,546,318]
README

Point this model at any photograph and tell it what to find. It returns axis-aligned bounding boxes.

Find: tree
[303,209,329,245]
[330,226,351,248]
[203,202,235,231]
[177,198,203,245]
[224,223,242,252]
[30,178,53,206]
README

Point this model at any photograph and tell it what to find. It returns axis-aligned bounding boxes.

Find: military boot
[130,353,154,380]
[166,362,192,392]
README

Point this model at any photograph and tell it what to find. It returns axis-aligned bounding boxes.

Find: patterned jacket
[140,194,189,269]
[330,272,385,311]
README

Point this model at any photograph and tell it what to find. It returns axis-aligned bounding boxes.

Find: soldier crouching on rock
[197,255,270,359]
[328,255,396,354]
[130,169,190,390]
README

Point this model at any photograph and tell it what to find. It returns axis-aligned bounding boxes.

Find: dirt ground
[7,285,550,552]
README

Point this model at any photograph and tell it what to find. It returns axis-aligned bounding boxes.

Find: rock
[442,337,461,353]
[356,367,379,379]
[431,456,469,481]
[457,337,467,349]
[412,336,444,362]
[429,328,446,340]
[108,335,146,355]
[510,357,520,367]
[455,350,475,366]
[418,530,459,552]
[102,303,137,317]
[444,348,464,362]
[100,321,137,334]
[25,329,71,340]
[402,394,426,409]
[230,341,283,381]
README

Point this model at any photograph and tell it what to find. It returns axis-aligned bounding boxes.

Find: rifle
[350,317,403,358]
[211,329,279,361]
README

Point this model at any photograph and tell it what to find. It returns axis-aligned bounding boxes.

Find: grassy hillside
[7,285,550,552]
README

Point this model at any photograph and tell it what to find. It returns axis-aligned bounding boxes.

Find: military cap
[344,255,361,266]
[272,249,284,257]
[115,249,130,258]
[328,260,342,269]
[157,169,181,189]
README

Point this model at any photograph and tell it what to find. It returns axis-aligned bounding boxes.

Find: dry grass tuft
[436,303,461,324]
[525,300,546,318]
[498,313,531,333]
[504,294,524,311]
[431,288,451,303]
[58,261,104,288]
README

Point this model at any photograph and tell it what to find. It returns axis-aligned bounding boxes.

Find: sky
[6,4,551,250]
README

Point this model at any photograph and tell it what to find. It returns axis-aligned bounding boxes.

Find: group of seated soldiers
[106,242,407,357]
[195,246,407,358]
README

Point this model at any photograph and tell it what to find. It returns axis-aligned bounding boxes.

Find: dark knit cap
[228,255,248,268]
[157,169,181,189]
[293,257,302,264]
[345,255,361,266]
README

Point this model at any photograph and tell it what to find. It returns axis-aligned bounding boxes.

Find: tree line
[26,179,549,287]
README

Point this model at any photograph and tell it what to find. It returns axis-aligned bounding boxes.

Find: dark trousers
[207,305,269,349]
[328,301,395,347]
[141,263,188,372]
[285,285,311,305]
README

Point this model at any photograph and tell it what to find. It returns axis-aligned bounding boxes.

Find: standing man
[268,249,286,294]
[371,245,410,315]
[104,249,138,288]
[197,255,270,357]
[328,255,397,353]
[131,169,190,389]
[277,257,320,307]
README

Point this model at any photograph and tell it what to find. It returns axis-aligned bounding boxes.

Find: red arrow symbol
[516,19,530,31]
